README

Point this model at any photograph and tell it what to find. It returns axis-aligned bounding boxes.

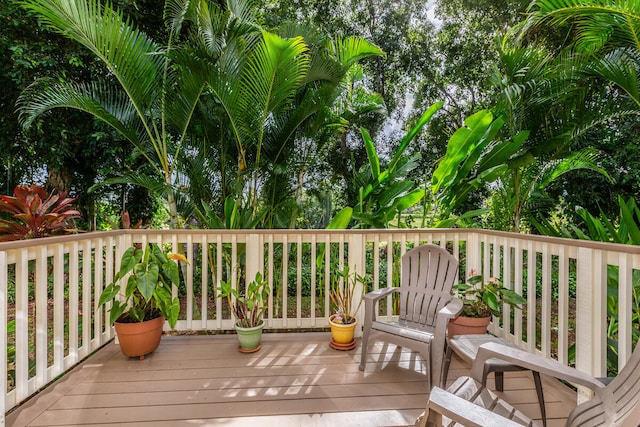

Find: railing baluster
[576,247,608,401]
[310,234,317,325]
[541,242,552,358]
[617,253,633,370]
[201,234,208,330]
[35,245,47,388]
[81,240,92,359]
[296,235,302,327]
[15,249,28,402]
[215,235,223,330]
[93,238,104,348]
[557,244,569,365]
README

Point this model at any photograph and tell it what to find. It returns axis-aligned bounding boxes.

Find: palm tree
[189,19,383,229]
[485,0,640,229]
[521,0,640,126]
[17,0,216,228]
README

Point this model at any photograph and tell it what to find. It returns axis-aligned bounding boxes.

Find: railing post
[465,232,482,279]
[349,233,366,337]
[245,233,263,289]
[575,247,607,402]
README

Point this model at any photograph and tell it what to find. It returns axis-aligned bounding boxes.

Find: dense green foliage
[0,0,636,238]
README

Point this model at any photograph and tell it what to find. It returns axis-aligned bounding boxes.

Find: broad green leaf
[327,207,352,229]
[109,301,126,325]
[361,127,380,180]
[394,189,426,212]
[163,260,180,287]
[483,292,500,313]
[224,196,238,229]
[118,246,139,277]
[619,196,640,244]
[389,102,443,172]
[478,130,529,171]
[377,181,414,207]
[432,110,494,193]
[167,298,180,329]
[135,263,159,300]
[455,116,505,183]
[98,283,120,307]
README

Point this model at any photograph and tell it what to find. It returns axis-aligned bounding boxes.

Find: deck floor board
[6,332,577,426]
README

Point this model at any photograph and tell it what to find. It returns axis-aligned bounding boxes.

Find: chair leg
[359,324,371,371]
[441,346,453,388]
[495,371,504,391]
[532,371,547,427]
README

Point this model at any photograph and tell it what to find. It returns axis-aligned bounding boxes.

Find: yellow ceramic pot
[329,314,358,344]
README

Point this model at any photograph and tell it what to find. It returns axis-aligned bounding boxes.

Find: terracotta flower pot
[447,315,490,338]
[329,314,358,350]
[114,316,165,360]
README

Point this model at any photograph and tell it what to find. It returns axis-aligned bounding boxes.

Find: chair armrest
[363,286,398,303]
[423,386,524,427]
[471,342,606,392]
[363,287,399,325]
[433,297,463,343]
[437,297,463,323]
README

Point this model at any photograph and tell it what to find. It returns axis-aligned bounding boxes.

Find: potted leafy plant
[328,266,368,350]
[449,270,526,337]
[98,244,187,359]
[217,272,270,353]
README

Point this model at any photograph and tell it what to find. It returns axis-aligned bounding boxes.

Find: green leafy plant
[218,272,270,328]
[431,110,528,226]
[329,266,368,324]
[454,270,526,318]
[98,244,186,328]
[0,184,80,241]
[333,103,442,229]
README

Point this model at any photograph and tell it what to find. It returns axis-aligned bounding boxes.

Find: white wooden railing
[2,228,640,419]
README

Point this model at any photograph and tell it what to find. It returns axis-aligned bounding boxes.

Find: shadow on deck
[6,332,577,426]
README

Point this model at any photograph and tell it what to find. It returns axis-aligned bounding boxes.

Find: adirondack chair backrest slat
[399,245,458,327]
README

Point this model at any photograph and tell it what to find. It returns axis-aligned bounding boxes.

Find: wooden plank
[5,333,577,427]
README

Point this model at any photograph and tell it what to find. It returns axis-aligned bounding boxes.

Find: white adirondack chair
[418,340,640,427]
[359,244,462,389]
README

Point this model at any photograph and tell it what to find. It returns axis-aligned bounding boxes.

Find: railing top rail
[473,228,640,253]
[0,229,123,250]
[1,227,639,255]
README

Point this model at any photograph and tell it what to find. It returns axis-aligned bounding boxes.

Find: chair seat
[372,320,435,342]
[444,376,536,427]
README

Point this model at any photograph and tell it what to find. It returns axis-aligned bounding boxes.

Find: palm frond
[19,0,164,116]
[584,49,640,105]
[240,32,310,121]
[538,147,613,189]
[17,79,143,146]
[329,37,384,69]
[89,173,170,196]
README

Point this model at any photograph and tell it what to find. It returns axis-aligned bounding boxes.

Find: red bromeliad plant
[0,185,81,241]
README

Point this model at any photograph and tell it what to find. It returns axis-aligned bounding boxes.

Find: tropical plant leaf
[135,263,159,301]
[361,127,380,180]
[326,207,352,229]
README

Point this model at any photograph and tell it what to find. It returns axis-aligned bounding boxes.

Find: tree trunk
[46,166,72,195]
[166,183,179,229]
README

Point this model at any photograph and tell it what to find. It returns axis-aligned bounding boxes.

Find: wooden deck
[6,332,577,426]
